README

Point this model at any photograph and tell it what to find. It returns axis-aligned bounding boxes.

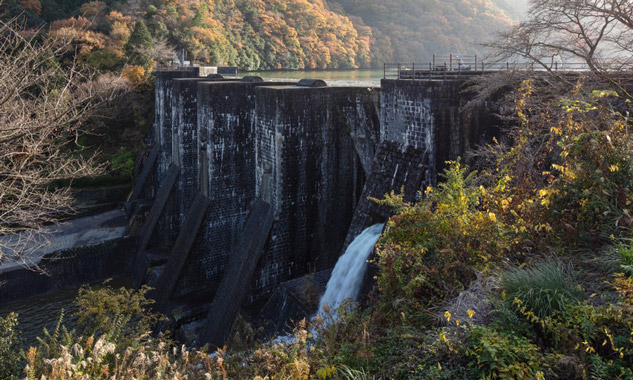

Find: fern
[36,308,65,358]
[106,314,132,344]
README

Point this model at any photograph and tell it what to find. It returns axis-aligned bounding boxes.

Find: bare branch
[484,0,633,101]
[0,18,126,267]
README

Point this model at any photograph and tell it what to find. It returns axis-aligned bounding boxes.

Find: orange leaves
[106,10,133,25]
[157,0,372,69]
[122,65,147,87]
[50,16,94,31]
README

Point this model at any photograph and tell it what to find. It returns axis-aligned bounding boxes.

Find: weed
[501,260,581,319]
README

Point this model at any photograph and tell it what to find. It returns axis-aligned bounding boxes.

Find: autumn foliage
[122,64,147,87]
[2,0,519,71]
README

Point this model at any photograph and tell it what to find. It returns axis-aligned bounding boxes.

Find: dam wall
[253,85,379,299]
[343,79,501,246]
[172,80,296,300]
[145,74,382,304]
[145,72,499,330]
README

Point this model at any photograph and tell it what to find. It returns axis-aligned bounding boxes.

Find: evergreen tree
[125,20,153,66]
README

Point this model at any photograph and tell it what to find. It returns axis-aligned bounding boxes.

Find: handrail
[384,61,633,80]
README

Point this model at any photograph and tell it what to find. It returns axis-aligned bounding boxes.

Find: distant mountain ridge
[2,0,526,69]
[327,0,522,63]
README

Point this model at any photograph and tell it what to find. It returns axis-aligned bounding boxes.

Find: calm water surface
[0,277,132,346]
[245,68,385,82]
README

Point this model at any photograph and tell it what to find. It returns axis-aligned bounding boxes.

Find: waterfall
[318,223,385,314]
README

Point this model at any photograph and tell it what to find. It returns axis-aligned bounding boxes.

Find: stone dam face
[135,67,501,345]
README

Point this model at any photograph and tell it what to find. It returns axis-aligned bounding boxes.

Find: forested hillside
[327,0,517,64]
[1,0,524,70]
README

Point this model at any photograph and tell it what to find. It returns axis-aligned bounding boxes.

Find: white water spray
[318,223,385,314]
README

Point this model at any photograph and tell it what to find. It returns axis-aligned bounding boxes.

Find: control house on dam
[128,66,501,347]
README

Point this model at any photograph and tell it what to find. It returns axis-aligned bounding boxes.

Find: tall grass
[501,261,580,319]
[338,365,377,380]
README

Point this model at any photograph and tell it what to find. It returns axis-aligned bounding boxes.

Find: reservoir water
[245,68,384,85]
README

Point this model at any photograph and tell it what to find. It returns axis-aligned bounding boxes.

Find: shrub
[109,150,135,181]
[24,283,218,380]
[615,241,633,277]
[74,282,162,344]
[0,313,22,380]
[374,161,514,311]
[466,326,548,380]
[483,80,633,249]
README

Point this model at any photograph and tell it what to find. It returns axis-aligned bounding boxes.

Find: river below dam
[0,277,131,347]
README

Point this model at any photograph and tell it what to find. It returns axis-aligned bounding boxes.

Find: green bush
[74,282,162,343]
[374,161,515,312]
[0,313,22,380]
[109,150,135,181]
[466,326,548,380]
[615,241,633,277]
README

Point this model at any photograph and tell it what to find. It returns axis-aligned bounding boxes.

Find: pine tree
[125,20,153,66]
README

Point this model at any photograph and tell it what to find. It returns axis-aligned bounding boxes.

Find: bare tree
[0,17,125,265]
[486,0,633,100]
[133,36,175,66]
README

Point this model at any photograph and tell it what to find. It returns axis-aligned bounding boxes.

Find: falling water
[318,223,385,314]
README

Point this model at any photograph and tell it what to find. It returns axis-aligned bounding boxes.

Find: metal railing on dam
[384,55,633,80]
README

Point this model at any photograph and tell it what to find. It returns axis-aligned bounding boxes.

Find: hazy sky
[495,0,531,20]
[512,0,531,18]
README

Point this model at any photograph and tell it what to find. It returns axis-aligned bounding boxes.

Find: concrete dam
[124,67,501,347]
[0,67,500,347]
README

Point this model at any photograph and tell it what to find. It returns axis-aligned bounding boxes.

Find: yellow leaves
[581,340,596,354]
[534,224,553,233]
[592,89,619,99]
[122,65,147,87]
[488,212,497,223]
